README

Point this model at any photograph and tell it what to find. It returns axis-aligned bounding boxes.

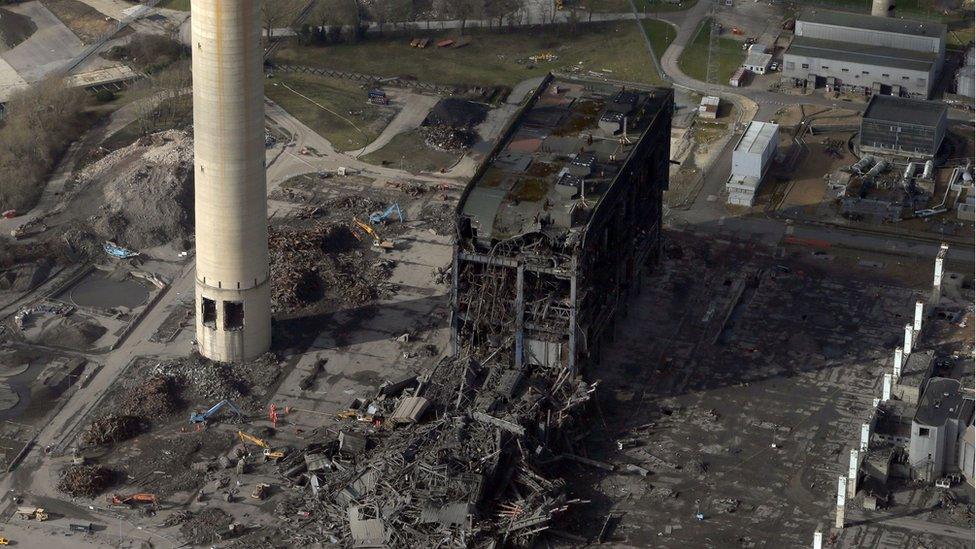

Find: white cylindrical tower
[871,0,892,17]
[191,0,271,362]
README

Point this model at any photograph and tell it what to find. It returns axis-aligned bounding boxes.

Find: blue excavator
[189,399,245,424]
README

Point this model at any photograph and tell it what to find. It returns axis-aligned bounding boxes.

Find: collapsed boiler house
[453,75,672,372]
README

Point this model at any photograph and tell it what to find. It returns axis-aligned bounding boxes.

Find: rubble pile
[117,375,180,417]
[271,355,595,547]
[420,98,487,152]
[82,414,144,445]
[149,353,280,405]
[269,222,394,311]
[420,203,455,236]
[77,130,194,250]
[324,195,386,216]
[56,465,115,498]
[179,508,234,546]
[421,125,476,151]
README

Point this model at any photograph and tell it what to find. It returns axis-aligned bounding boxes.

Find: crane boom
[189,399,244,424]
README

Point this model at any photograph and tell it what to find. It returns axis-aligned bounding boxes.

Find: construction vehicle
[237,431,287,461]
[251,483,270,500]
[368,203,403,225]
[353,219,395,251]
[367,89,389,105]
[15,507,48,521]
[0,537,8,545]
[108,493,158,508]
[189,399,244,424]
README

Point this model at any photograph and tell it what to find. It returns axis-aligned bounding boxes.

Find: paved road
[349,89,439,157]
[845,509,976,542]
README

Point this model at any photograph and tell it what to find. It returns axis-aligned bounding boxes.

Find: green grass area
[158,0,190,10]
[792,0,969,21]
[264,74,392,151]
[642,18,675,59]
[948,25,976,49]
[273,21,664,86]
[99,94,192,153]
[677,19,746,84]
[360,129,460,174]
[587,0,698,13]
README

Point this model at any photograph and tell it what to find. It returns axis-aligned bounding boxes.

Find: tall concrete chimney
[893,347,904,379]
[903,323,914,355]
[835,475,846,528]
[191,0,272,362]
[913,301,924,332]
[931,243,947,304]
[871,0,892,16]
[882,373,892,401]
[847,449,859,497]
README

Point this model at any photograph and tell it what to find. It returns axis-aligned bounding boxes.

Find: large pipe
[191,0,272,362]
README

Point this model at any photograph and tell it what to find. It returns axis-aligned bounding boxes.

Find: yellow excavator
[353,219,396,251]
[237,431,286,461]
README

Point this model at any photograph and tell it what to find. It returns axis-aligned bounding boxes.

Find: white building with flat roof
[728,121,779,206]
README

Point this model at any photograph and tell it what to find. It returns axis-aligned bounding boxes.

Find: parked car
[769,62,779,71]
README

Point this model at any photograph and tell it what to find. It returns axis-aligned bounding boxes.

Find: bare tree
[440,0,483,35]
[581,0,595,23]
[484,0,520,30]
[262,0,303,45]
[0,78,87,211]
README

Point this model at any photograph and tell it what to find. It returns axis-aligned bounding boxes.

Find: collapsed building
[452,75,673,373]
[263,75,672,548]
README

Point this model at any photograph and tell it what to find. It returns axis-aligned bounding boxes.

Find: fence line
[266,63,502,98]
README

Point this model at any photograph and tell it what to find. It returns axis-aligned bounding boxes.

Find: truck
[15,507,48,521]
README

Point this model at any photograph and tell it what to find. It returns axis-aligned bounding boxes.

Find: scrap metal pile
[272,354,595,547]
[57,465,116,498]
[268,221,395,311]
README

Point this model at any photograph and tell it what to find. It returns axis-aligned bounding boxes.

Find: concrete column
[931,243,947,305]
[913,301,924,332]
[860,422,870,451]
[893,347,904,379]
[192,0,272,363]
[871,0,892,16]
[835,475,846,529]
[848,449,859,498]
[813,530,823,549]
[904,323,914,355]
[882,373,892,401]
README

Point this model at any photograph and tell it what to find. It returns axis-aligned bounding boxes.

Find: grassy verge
[158,0,190,10]
[792,0,969,22]
[678,19,745,84]
[264,74,393,151]
[361,129,460,175]
[100,94,192,152]
[588,0,699,13]
[273,21,664,86]
[642,18,675,59]
[41,0,116,43]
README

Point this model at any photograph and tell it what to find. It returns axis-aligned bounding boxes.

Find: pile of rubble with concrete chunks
[267,351,597,547]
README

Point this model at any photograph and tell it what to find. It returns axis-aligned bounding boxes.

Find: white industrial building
[698,96,720,119]
[744,51,773,75]
[727,121,779,206]
[956,46,975,98]
[782,9,946,98]
[908,378,975,482]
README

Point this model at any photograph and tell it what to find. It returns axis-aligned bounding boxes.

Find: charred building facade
[452,75,672,373]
